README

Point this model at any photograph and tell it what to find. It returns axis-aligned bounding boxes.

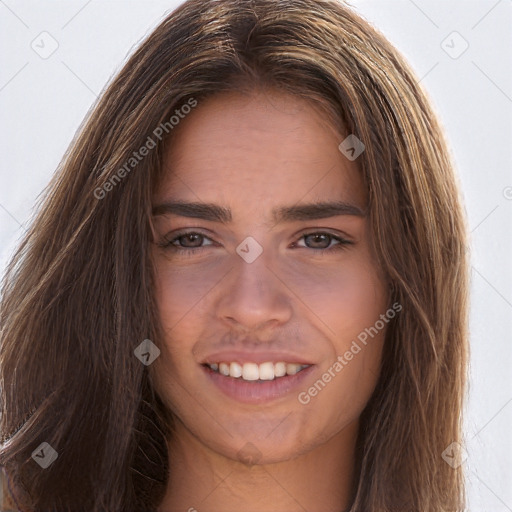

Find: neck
[157,420,358,512]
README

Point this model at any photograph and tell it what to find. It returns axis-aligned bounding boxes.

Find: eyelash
[157,230,353,256]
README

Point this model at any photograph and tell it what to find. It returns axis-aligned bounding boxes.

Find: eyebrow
[152,200,366,224]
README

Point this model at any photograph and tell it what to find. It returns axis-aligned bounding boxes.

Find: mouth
[201,360,314,404]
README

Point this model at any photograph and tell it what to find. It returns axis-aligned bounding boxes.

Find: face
[149,88,389,464]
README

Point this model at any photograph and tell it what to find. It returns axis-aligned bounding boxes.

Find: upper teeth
[208,362,309,381]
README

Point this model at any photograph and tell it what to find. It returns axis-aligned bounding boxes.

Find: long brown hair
[0,0,469,510]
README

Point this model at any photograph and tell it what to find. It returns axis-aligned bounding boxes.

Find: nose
[215,250,293,332]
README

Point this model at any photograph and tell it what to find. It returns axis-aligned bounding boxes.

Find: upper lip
[201,350,314,365]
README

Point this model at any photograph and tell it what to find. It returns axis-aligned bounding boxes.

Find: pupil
[307,234,329,248]
[183,234,201,247]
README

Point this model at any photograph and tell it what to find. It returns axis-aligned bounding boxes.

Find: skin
[150,88,389,512]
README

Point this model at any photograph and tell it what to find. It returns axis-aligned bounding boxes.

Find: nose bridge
[232,245,274,303]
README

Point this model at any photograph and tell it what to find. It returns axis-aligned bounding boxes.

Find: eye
[157,231,215,254]
[294,231,353,252]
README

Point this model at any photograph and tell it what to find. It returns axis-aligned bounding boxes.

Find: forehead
[155,89,366,210]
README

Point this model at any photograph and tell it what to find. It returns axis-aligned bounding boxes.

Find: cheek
[284,256,388,412]
[150,260,220,387]
[153,257,226,329]
[282,254,388,339]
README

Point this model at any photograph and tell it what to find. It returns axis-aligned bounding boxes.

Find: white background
[1,1,511,509]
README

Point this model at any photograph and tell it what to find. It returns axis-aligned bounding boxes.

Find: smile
[201,360,315,404]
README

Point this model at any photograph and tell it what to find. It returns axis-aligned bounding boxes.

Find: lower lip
[202,365,315,404]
